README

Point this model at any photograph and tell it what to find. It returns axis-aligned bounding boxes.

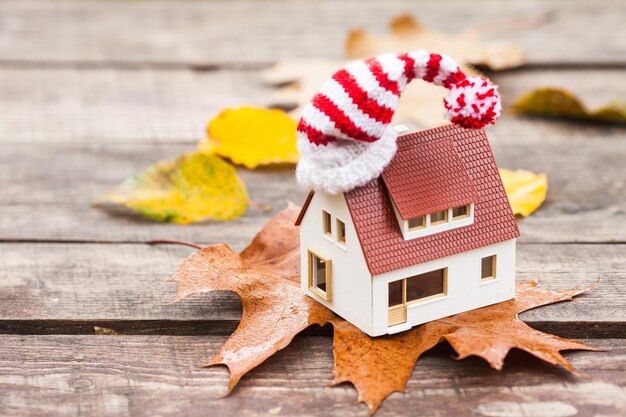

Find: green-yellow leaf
[499,168,548,217]
[512,87,626,123]
[94,152,248,224]
[201,106,299,169]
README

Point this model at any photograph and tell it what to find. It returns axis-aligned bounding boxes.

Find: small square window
[322,211,331,236]
[408,215,425,230]
[336,219,346,245]
[481,255,497,280]
[452,205,469,219]
[429,210,448,225]
[308,250,332,300]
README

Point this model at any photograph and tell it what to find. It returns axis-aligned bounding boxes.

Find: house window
[452,204,469,219]
[429,210,448,225]
[406,268,447,303]
[308,250,332,300]
[408,215,425,230]
[481,255,496,280]
[336,218,346,245]
[322,211,331,236]
[388,267,448,313]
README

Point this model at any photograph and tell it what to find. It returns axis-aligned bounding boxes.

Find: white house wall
[299,192,374,334]
[371,239,517,336]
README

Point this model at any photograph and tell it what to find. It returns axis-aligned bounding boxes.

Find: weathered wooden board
[0,139,624,243]
[0,335,623,417]
[0,1,624,66]
[0,243,623,337]
[0,67,623,143]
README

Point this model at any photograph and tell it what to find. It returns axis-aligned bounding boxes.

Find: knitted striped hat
[296,51,501,194]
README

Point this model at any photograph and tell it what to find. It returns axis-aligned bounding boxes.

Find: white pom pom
[444,76,501,129]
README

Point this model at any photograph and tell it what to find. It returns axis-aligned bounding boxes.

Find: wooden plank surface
[0,335,624,417]
[0,243,622,336]
[0,1,624,66]
[1,0,624,415]
[0,139,624,244]
[0,67,623,144]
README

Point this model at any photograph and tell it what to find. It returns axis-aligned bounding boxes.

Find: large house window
[308,250,332,300]
[322,211,332,237]
[481,255,497,280]
[406,268,447,303]
[336,218,346,245]
[388,267,448,310]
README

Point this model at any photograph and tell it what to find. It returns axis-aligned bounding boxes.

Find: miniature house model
[296,125,520,337]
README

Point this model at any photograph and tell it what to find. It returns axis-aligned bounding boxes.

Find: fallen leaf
[171,205,596,413]
[512,87,626,123]
[346,15,526,70]
[94,151,248,224]
[172,204,336,391]
[200,106,299,169]
[499,168,548,217]
[93,326,119,335]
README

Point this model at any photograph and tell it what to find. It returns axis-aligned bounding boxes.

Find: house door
[388,280,407,326]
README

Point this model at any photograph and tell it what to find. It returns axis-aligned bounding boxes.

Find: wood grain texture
[0,335,623,417]
[0,67,623,143]
[0,1,624,415]
[0,243,623,337]
[0,138,624,243]
[0,0,624,66]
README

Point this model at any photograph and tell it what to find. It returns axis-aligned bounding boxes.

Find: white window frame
[480,254,497,282]
[307,249,332,301]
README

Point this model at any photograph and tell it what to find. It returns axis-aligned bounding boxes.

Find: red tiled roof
[381,138,479,219]
[345,124,519,276]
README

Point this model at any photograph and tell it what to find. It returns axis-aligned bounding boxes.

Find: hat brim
[296,127,398,194]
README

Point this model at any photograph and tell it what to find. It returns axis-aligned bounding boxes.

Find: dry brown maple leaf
[171,205,597,413]
[346,14,526,70]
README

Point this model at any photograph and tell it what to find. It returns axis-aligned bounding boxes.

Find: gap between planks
[0,319,623,339]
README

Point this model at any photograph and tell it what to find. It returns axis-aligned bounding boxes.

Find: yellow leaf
[512,87,626,123]
[94,152,248,224]
[346,15,526,70]
[499,168,548,217]
[202,107,299,169]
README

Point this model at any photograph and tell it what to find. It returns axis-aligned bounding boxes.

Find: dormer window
[408,215,425,230]
[452,205,470,219]
[391,202,476,240]
[380,138,480,241]
[429,210,448,225]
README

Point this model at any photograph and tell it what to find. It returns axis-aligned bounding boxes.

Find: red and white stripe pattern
[295,51,501,194]
[298,51,500,147]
